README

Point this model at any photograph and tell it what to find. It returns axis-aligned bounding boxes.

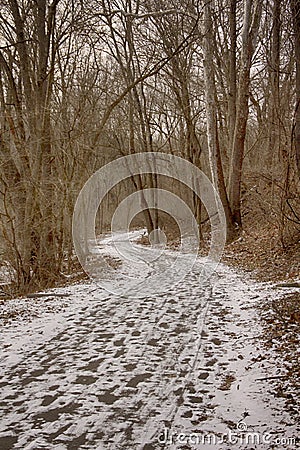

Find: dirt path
[0,262,298,449]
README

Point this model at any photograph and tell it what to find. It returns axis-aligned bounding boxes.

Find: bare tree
[0,0,61,289]
[202,0,236,241]
[291,0,300,177]
[228,0,262,226]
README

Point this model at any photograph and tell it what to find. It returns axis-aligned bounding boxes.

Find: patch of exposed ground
[221,223,299,283]
[221,214,300,428]
[258,292,300,424]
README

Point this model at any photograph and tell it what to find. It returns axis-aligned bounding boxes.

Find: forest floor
[0,246,299,449]
[0,229,299,449]
[164,205,300,435]
[221,220,300,438]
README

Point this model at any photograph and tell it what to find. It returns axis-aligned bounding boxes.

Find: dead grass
[222,223,299,282]
[258,292,300,420]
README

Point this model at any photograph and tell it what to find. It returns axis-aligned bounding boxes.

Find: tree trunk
[268,0,281,167]
[228,0,262,226]
[3,0,61,290]
[291,0,300,177]
[203,0,236,242]
[228,0,237,153]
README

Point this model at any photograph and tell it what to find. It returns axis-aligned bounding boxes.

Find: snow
[0,231,299,449]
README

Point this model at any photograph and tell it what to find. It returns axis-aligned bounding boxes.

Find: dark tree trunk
[291,0,300,177]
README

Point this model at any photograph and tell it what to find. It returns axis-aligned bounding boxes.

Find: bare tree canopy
[0,0,299,294]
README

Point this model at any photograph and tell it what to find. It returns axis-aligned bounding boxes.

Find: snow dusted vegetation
[0,232,299,449]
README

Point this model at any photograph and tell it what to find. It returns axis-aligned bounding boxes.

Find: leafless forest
[0,0,299,295]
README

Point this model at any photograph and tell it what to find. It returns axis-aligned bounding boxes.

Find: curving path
[0,254,298,449]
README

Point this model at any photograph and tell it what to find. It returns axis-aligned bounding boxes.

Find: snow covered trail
[0,260,299,448]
